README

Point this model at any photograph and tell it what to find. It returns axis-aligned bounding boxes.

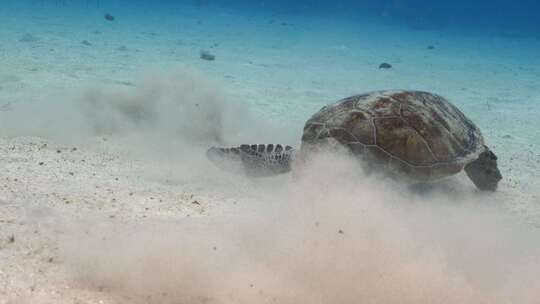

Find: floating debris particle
[19,33,37,43]
[200,50,215,61]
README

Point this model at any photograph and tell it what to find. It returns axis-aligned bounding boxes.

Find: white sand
[1,2,540,303]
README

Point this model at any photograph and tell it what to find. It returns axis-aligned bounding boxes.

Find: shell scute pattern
[398,91,482,162]
[367,96,401,117]
[342,111,375,145]
[301,90,485,178]
[374,116,436,165]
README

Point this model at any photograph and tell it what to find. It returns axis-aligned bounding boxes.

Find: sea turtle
[207,90,502,191]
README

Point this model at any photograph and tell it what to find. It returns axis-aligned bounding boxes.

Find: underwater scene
[1,0,539,302]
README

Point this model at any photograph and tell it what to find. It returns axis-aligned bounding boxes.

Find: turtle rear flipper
[206,144,294,177]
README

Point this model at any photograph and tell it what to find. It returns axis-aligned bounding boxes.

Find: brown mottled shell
[301,90,485,181]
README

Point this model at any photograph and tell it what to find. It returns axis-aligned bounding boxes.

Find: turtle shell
[301,90,485,181]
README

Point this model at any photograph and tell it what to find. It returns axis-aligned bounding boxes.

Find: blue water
[221,0,540,34]
[4,0,540,35]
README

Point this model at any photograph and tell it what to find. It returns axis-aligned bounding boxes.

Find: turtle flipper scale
[206,144,294,177]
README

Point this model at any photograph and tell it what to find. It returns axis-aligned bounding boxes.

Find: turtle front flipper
[464,147,502,191]
[206,144,295,177]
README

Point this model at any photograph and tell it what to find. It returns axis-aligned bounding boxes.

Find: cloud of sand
[0,68,285,148]
[0,67,293,180]
[3,67,538,303]
[60,152,540,304]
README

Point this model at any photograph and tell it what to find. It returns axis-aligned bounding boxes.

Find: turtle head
[464,147,502,191]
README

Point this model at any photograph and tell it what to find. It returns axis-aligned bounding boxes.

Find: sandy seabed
[1,2,540,303]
